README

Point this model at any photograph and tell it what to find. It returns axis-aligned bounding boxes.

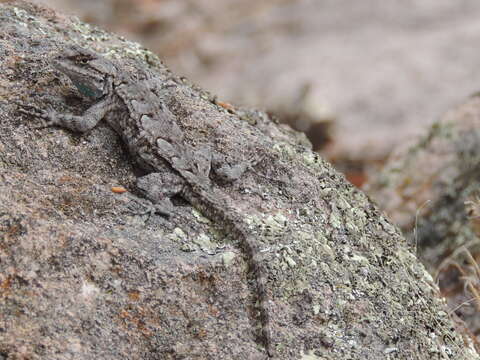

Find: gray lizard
[18,46,275,357]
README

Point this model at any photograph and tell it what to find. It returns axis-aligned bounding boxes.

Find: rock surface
[0,1,477,359]
[365,95,480,344]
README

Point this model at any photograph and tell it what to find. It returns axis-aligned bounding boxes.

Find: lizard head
[53,46,117,100]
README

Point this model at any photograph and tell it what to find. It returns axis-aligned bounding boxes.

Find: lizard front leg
[18,96,115,133]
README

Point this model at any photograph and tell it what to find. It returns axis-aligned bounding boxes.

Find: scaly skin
[19,46,275,357]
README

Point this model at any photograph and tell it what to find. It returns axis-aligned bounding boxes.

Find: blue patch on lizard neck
[74,82,102,99]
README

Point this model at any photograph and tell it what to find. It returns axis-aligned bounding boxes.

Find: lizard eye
[74,55,92,64]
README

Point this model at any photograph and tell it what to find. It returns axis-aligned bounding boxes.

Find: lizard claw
[125,196,172,221]
[16,102,57,128]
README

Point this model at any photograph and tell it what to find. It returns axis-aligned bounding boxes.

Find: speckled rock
[0,1,477,359]
[365,96,480,346]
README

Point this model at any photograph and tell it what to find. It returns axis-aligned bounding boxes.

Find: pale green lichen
[171,227,187,241]
[284,255,297,268]
[168,227,197,252]
[192,233,217,254]
[191,208,212,224]
[328,208,343,229]
[221,251,236,267]
[272,142,296,158]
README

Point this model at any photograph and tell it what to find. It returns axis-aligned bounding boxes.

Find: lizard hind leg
[134,172,185,217]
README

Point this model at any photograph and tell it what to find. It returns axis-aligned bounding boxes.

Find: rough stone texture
[365,96,480,345]
[0,1,477,359]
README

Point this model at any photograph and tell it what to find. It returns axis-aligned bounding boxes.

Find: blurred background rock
[36,0,480,186]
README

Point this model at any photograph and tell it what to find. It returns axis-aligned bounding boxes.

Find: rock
[0,1,476,359]
[365,96,480,345]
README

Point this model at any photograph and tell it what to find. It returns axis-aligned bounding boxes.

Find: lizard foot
[16,102,58,129]
[125,196,173,221]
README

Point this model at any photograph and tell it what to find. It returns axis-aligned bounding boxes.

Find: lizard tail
[250,238,275,357]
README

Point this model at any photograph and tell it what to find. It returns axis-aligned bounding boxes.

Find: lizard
[18,46,276,357]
